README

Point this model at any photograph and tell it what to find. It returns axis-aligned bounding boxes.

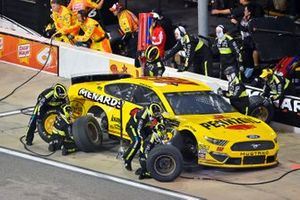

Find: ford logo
[251,143,261,149]
[247,135,260,139]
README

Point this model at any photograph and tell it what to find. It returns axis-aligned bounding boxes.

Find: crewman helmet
[53,83,67,99]
[145,45,160,62]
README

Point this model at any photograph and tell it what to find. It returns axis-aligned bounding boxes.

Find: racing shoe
[26,140,33,146]
[138,172,152,180]
[124,162,132,171]
[48,142,56,152]
[135,168,142,175]
[61,146,68,156]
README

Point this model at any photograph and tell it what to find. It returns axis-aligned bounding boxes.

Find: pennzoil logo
[78,88,121,109]
[200,117,261,130]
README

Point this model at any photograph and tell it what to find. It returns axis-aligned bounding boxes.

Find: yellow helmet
[145,45,160,62]
[61,104,72,120]
[154,123,166,139]
[259,69,273,79]
[149,102,163,117]
[53,83,67,99]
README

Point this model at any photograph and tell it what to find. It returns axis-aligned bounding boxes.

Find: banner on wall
[0,33,58,74]
[109,59,142,77]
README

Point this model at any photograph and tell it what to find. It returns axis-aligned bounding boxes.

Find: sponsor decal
[0,34,58,73]
[226,124,256,130]
[36,47,53,68]
[140,76,198,86]
[70,100,84,118]
[109,60,142,77]
[111,115,120,123]
[78,88,121,109]
[240,151,269,156]
[200,117,261,130]
[0,37,3,57]
[18,39,31,64]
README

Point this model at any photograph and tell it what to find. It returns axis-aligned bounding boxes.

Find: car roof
[110,76,212,93]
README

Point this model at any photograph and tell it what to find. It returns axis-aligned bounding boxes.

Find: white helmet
[174,26,186,40]
[152,12,161,20]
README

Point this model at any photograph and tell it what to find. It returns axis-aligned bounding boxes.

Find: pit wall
[1,28,299,133]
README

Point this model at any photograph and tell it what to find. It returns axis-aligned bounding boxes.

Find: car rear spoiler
[71,74,132,85]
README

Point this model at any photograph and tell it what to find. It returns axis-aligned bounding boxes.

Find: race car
[38,74,279,181]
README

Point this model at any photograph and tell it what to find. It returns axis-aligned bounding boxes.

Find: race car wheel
[248,95,274,124]
[72,115,103,152]
[147,145,183,182]
[37,109,58,143]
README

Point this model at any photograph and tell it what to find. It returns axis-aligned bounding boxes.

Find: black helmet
[145,45,160,62]
[149,102,163,117]
[53,83,67,99]
[224,66,237,76]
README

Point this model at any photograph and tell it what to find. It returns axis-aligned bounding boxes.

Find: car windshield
[164,91,236,115]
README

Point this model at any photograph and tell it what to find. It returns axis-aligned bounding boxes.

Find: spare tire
[146,145,183,182]
[72,115,103,152]
[248,95,274,124]
[37,109,58,143]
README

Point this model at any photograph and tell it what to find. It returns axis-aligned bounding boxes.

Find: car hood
[176,112,277,141]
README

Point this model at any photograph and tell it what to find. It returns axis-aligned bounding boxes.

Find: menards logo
[200,117,261,130]
[78,88,121,109]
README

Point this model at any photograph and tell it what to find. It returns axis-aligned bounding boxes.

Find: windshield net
[165,91,235,115]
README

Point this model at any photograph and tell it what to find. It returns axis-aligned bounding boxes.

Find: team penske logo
[200,117,261,130]
[78,88,121,109]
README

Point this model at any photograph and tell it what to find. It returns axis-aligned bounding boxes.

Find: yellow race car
[62,74,278,181]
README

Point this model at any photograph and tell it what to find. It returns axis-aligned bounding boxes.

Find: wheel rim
[87,122,99,142]
[250,106,269,122]
[99,113,108,133]
[44,113,57,136]
[153,155,176,176]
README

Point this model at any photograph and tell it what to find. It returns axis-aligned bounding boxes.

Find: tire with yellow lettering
[147,145,183,182]
[37,109,58,143]
[248,95,274,124]
[72,115,103,152]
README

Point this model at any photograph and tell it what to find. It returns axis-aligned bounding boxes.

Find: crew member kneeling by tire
[123,102,164,171]
[48,104,78,156]
[218,66,249,115]
[25,83,69,146]
[138,123,167,180]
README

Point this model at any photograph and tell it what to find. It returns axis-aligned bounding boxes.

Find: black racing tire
[72,115,103,152]
[248,95,274,124]
[37,109,59,143]
[146,145,183,182]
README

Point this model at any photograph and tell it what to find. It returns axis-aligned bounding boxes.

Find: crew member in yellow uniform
[48,0,77,43]
[68,0,104,16]
[70,9,112,53]
[110,2,138,58]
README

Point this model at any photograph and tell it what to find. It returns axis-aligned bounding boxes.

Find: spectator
[150,12,167,58]
[68,9,112,52]
[232,4,259,82]
[109,2,139,58]
[163,26,213,75]
[212,25,242,78]
[212,0,264,22]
